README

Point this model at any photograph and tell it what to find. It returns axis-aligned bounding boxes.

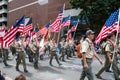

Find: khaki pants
[33,52,39,68]
[96,55,120,79]
[16,51,27,70]
[49,51,60,65]
[3,48,8,65]
[80,58,94,80]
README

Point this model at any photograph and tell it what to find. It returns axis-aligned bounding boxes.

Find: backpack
[101,40,114,55]
[76,40,91,58]
[76,43,82,58]
[101,44,107,55]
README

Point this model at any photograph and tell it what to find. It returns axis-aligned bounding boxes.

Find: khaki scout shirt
[105,40,115,54]
[69,40,73,47]
[60,42,66,48]
[81,38,95,58]
[29,42,37,51]
[15,41,24,52]
[50,42,57,51]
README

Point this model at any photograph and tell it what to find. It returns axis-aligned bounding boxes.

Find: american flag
[39,27,47,35]
[0,28,5,37]
[95,10,120,44]
[3,16,24,47]
[15,16,25,32]
[49,5,64,32]
[60,15,71,28]
[71,23,78,32]
[23,18,33,36]
[37,23,50,37]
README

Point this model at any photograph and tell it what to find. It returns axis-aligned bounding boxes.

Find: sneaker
[116,78,120,80]
[62,60,66,62]
[59,63,62,66]
[34,66,39,69]
[49,64,53,66]
[5,64,9,66]
[95,74,103,79]
[24,70,28,73]
[105,70,112,73]
[16,68,20,71]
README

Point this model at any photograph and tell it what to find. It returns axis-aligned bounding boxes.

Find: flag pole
[67,13,71,31]
[56,3,65,45]
[110,9,120,71]
[65,13,71,41]
[73,20,79,40]
[48,20,51,41]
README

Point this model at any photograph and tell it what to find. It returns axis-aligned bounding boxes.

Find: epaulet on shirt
[106,40,114,49]
[101,40,114,55]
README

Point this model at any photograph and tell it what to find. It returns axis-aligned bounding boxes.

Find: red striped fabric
[95,22,118,44]
[23,24,33,36]
[49,13,63,32]
[71,26,76,32]
[37,26,47,37]
[17,24,24,32]
[95,10,119,44]
[61,21,70,28]
[3,27,18,47]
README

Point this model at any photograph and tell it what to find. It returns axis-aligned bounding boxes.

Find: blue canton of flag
[105,10,118,28]
[95,10,119,44]
[13,16,25,28]
[45,23,50,29]
[35,27,39,32]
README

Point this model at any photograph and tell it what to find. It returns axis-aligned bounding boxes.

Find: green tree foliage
[70,0,120,32]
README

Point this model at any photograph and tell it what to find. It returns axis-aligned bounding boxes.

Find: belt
[86,58,93,60]
[17,51,24,52]
[51,50,56,52]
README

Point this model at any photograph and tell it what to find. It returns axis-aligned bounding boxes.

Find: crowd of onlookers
[0,71,26,80]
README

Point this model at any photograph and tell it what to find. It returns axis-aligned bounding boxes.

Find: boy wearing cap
[96,33,120,80]
[80,30,103,80]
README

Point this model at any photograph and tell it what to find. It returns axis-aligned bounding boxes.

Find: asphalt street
[0,53,120,80]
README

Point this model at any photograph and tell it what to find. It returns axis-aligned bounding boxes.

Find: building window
[0,23,2,26]
[3,13,7,17]
[0,6,2,10]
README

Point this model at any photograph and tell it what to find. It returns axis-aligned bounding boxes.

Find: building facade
[8,0,71,27]
[0,0,8,28]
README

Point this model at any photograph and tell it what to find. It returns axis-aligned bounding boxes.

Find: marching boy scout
[49,39,62,66]
[15,36,28,72]
[80,30,103,80]
[2,46,9,66]
[59,38,66,61]
[96,33,120,80]
[29,38,39,69]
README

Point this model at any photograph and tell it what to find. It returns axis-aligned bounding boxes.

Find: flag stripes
[3,27,18,47]
[95,10,119,44]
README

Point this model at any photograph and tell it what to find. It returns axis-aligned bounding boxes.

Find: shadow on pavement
[37,66,63,74]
